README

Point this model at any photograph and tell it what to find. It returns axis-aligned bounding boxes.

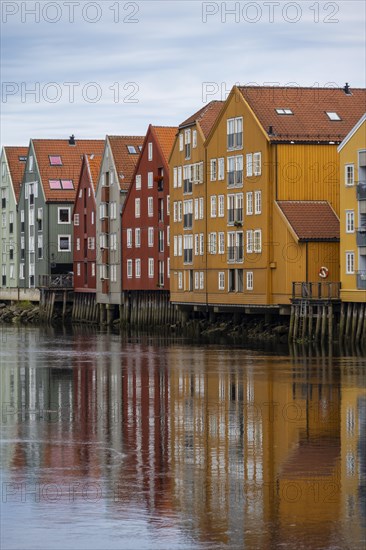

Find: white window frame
[346,251,355,274]
[148,258,154,278]
[127,228,132,248]
[246,271,253,290]
[148,172,153,189]
[135,259,141,278]
[74,213,80,226]
[218,158,225,180]
[135,198,140,218]
[254,190,261,214]
[253,152,261,176]
[58,235,71,252]
[346,210,355,233]
[58,207,71,224]
[210,195,217,218]
[148,196,153,217]
[127,259,133,278]
[136,174,142,190]
[246,153,253,177]
[218,232,225,255]
[254,229,262,253]
[218,195,225,217]
[210,159,217,181]
[345,164,354,186]
[135,227,141,248]
[148,227,154,247]
[148,142,153,161]
[218,272,225,290]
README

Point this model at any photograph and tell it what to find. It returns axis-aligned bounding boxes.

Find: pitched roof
[338,112,366,152]
[108,136,144,191]
[152,126,178,164]
[32,139,105,202]
[180,100,225,137]
[86,154,103,192]
[238,86,366,143]
[4,146,28,203]
[276,201,340,241]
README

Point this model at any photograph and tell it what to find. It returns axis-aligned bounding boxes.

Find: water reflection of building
[1,328,365,549]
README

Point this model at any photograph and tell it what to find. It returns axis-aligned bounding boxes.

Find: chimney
[69,134,76,145]
[343,82,351,95]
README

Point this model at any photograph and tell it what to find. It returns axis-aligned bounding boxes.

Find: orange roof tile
[108,136,144,191]
[32,139,105,202]
[86,154,103,192]
[4,146,28,203]
[276,201,340,241]
[238,85,366,142]
[152,126,178,164]
[180,101,225,138]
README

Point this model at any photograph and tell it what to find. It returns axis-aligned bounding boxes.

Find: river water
[0,325,365,550]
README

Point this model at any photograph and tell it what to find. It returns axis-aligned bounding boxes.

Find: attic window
[49,179,74,190]
[326,112,341,121]
[275,108,293,115]
[49,155,62,166]
[127,146,137,154]
[18,156,27,162]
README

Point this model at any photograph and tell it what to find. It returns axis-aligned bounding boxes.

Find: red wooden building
[72,153,102,293]
[122,125,177,292]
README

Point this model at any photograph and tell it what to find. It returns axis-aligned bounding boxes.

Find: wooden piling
[339,302,346,340]
[321,305,327,342]
[293,305,299,341]
[356,303,364,343]
[352,304,358,340]
[345,303,352,338]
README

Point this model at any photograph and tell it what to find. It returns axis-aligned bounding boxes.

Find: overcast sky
[1,0,365,146]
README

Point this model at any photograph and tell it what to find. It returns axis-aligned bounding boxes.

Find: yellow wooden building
[338,114,366,303]
[170,85,366,315]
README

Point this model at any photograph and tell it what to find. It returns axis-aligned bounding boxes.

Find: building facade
[338,114,366,302]
[72,154,102,293]
[95,135,144,319]
[0,147,27,291]
[122,125,177,291]
[18,138,104,289]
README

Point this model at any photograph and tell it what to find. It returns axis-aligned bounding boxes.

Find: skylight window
[326,112,341,121]
[275,108,293,115]
[49,155,62,166]
[49,179,74,190]
[127,146,137,154]
[18,156,27,162]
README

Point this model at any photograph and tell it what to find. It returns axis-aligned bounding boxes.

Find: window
[218,158,225,180]
[227,117,243,149]
[254,229,262,252]
[210,159,217,181]
[135,259,141,278]
[227,155,243,186]
[194,272,199,290]
[326,111,341,121]
[177,235,183,256]
[158,261,164,286]
[192,130,197,148]
[159,230,164,252]
[179,133,183,151]
[76,237,80,251]
[127,228,132,248]
[246,230,253,253]
[183,235,193,264]
[91,211,95,225]
[91,263,95,277]
[178,272,183,289]
[20,210,25,232]
[167,195,170,215]
[28,155,34,172]
[58,235,71,252]
[177,201,182,222]
[110,233,117,251]
[49,179,74,190]
[253,152,261,176]
[99,203,108,219]
[110,202,117,220]
[99,264,109,281]
[183,199,193,229]
[29,208,34,226]
[346,252,355,274]
[275,108,293,115]
[58,208,70,224]
[99,233,108,249]
[218,232,225,254]
[246,192,253,215]
[9,211,14,234]
[148,227,154,247]
[148,258,154,278]
[218,272,225,290]
[49,155,62,166]
[148,197,153,217]
[199,233,204,256]
[199,271,204,290]
[158,198,164,222]
[19,263,24,280]
[20,236,25,260]
[211,195,217,218]
[77,263,81,277]
[74,213,79,226]
[183,165,192,194]
[135,174,141,190]
[135,228,141,247]
[110,265,117,283]
[1,212,5,228]
[218,195,225,217]
[199,197,204,219]
[236,231,244,262]
[194,234,199,256]
[254,191,261,214]
[148,142,153,160]
[346,211,355,233]
[246,154,253,177]
[209,232,217,254]
[135,198,140,218]
[88,237,95,250]
[167,225,170,246]
[1,188,6,209]
[173,167,178,188]
[184,129,191,159]
[246,271,253,290]
[345,165,354,186]
[127,259,133,278]
[37,235,43,259]
[227,232,235,262]
[178,166,182,187]
[127,145,137,154]
[148,172,153,188]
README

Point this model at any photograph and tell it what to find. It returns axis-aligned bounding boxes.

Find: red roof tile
[180,100,225,138]
[32,139,105,202]
[86,154,103,192]
[108,136,144,191]
[238,85,366,142]
[4,146,28,203]
[276,201,340,241]
[152,126,178,164]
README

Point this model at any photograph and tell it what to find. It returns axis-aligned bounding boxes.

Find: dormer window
[275,108,293,115]
[49,155,62,166]
[127,146,137,154]
[326,112,341,120]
